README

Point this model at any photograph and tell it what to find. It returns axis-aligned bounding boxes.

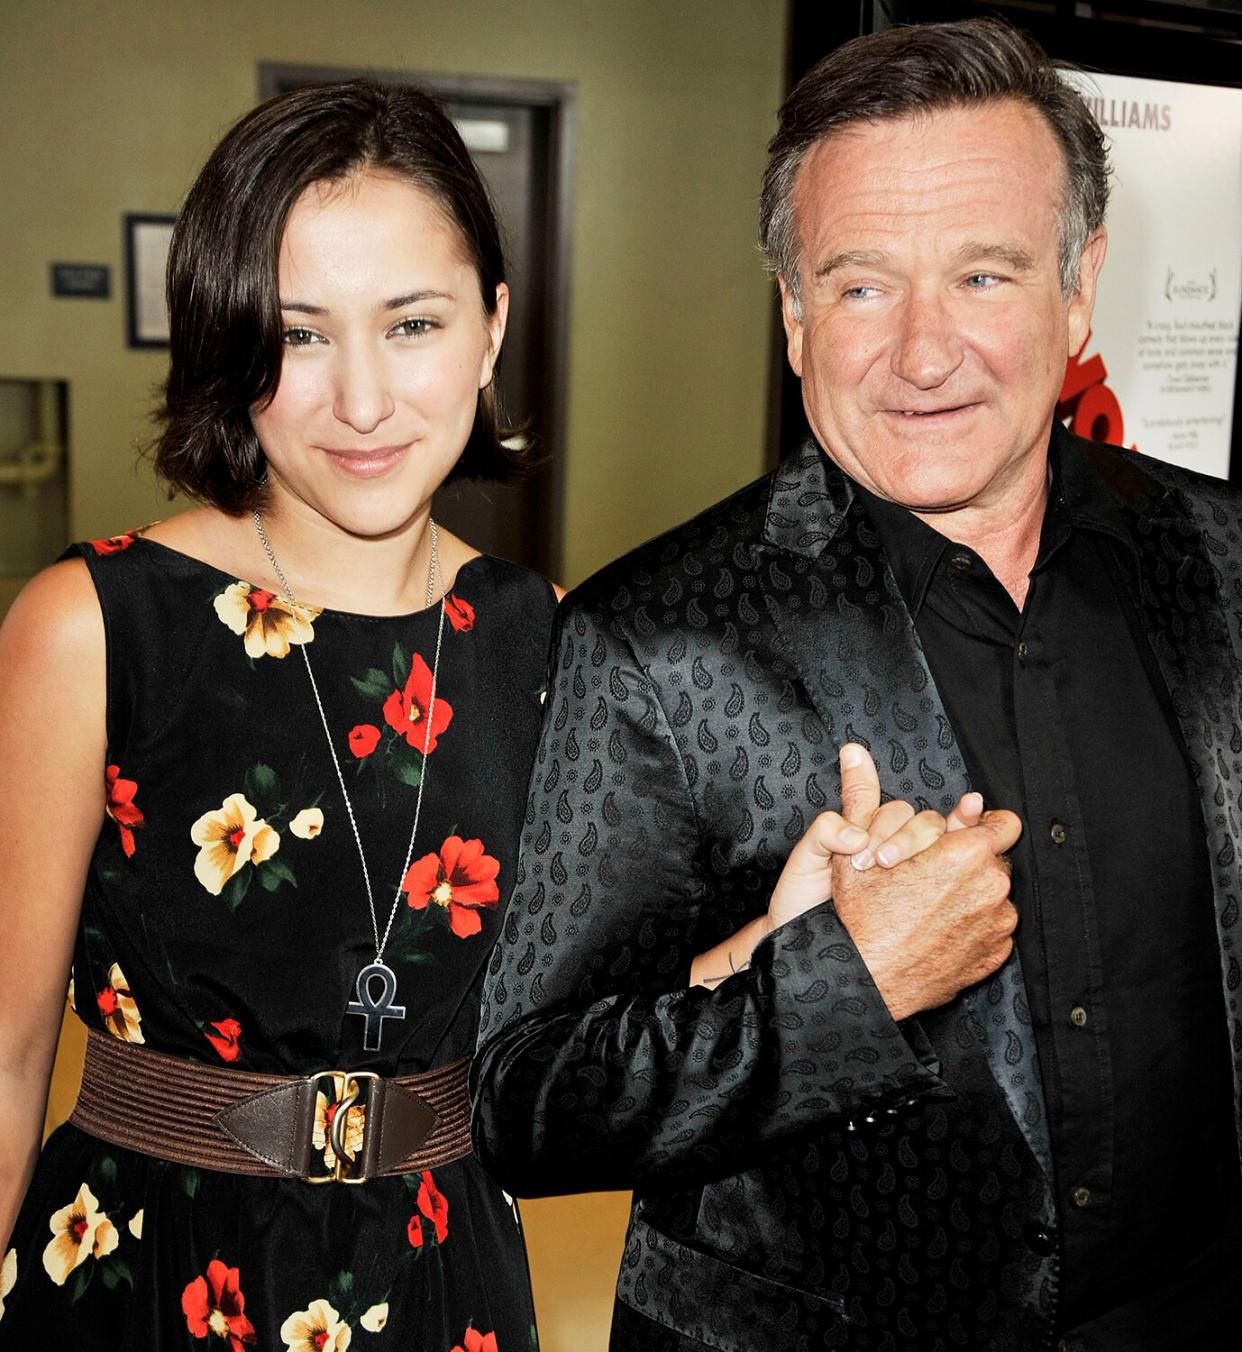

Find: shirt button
[949,551,972,572]
[1069,1006,1088,1028]
[1071,1186,1091,1208]
[1016,640,1028,662]
[1050,821,1068,845]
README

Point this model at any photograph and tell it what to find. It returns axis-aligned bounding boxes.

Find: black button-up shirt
[859,436,1239,1341]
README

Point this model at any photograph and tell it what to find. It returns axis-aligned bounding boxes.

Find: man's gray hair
[760,18,1110,310]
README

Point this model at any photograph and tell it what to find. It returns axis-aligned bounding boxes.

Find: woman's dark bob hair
[155,80,527,513]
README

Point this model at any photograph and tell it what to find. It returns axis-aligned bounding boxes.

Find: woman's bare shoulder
[141,505,244,560]
[0,558,106,755]
[0,557,103,662]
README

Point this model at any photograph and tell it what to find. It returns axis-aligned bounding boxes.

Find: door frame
[258,63,576,578]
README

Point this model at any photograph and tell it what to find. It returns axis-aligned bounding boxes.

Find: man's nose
[889,291,963,390]
[332,347,395,434]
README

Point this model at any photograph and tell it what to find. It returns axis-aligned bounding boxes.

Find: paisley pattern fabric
[473,427,1242,1351]
[1,537,555,1352]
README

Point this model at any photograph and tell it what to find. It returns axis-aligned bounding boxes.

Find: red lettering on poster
[1057,329,1136,451]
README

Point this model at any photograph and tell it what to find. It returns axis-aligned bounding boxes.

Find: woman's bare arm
[0,559,106,1247]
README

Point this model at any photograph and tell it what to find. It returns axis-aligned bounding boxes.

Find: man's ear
[778,275,804,378]
[1066,228,1107,359]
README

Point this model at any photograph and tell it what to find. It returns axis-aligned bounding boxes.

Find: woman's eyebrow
[381,289,455,310]
[277,290,456,315]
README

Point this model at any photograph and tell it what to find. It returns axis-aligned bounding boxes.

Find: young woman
[0,81,557,1350]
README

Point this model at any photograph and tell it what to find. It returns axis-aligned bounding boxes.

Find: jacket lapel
[754,441,1053,1175]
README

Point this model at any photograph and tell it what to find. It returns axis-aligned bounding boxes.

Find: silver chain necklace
[253,510,447,1051]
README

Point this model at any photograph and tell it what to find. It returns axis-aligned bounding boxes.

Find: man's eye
[964,273,1002,289]
[843,285,879,300]
[282,327,322,346]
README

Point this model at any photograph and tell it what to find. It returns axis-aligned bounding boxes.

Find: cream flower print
[280,1297,352,1351]
[250,821,280,866]
[0,1248,16,1322]
[312,1092,366,1172]
[97,962,144,1044]
[42,1182,118,1286]
[359,1303,388,1333]
[289,808,324,840]
[214,582,320,659]
[128,1209,144,1240]
[190,794,280,896]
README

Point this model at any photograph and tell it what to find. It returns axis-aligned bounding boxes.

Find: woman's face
[251,169,507,537]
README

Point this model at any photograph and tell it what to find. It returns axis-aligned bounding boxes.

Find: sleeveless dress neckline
[130,534,493,623]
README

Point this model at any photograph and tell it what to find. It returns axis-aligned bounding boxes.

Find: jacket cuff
[755,897,950,1111]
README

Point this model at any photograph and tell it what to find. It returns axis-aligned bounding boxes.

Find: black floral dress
[0,531,557,1352]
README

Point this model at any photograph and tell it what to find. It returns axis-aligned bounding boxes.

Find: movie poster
[1059,69,1242,479]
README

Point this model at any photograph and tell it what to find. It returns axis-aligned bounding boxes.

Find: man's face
[781,101,1105,515]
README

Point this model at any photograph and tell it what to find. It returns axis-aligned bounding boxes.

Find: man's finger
[946,791,983,832]
[839,742,881,828]
[976,808,1023,854]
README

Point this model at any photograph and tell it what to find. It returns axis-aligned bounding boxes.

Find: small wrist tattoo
[701,952,750,988]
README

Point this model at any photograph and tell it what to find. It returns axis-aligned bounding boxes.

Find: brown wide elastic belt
[70,1028,471,1182]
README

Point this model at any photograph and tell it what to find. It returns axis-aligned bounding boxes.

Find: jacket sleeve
[471,597,948,1196]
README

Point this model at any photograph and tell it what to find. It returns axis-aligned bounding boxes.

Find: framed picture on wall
[124,213,175,349]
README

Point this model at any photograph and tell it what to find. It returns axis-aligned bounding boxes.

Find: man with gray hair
[472,18,1242,1350]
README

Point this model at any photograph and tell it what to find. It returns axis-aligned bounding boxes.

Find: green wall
[0,0,786,589]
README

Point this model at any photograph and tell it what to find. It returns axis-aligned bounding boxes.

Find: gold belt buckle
[305,1069,380,1185]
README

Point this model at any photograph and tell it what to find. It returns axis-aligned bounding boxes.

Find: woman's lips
[320,443,411,478]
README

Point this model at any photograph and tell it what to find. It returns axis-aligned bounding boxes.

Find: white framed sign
[1058,71,1242,479]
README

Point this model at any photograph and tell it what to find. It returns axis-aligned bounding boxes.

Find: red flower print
[452,1330,498,1352]
[417,1170,449,1243]
[407,1213,424,1248]
[349,724,381,758]
[383,653,453,754]
[181,1259,257,1351]
[204,1018,242,1063]
[445,594,475,633]
[403,836,500,938]
[105,765,144,858]
[90,531,138,555]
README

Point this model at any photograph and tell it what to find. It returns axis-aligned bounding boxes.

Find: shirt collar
[854,428,1140,618]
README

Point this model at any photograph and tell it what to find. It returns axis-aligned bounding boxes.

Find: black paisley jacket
[472,427,1242,1351]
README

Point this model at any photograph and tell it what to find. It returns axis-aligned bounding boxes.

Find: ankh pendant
[347,960,407,1051]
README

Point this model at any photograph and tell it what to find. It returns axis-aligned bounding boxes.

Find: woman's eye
[282,327,322,346]
[390,317,437,338]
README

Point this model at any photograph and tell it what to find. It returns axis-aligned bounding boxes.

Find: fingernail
[840,743,864,768]
[841,826,868,848]
[851,848,875,871]
[876,843,899,867]
[966,792,984,813]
